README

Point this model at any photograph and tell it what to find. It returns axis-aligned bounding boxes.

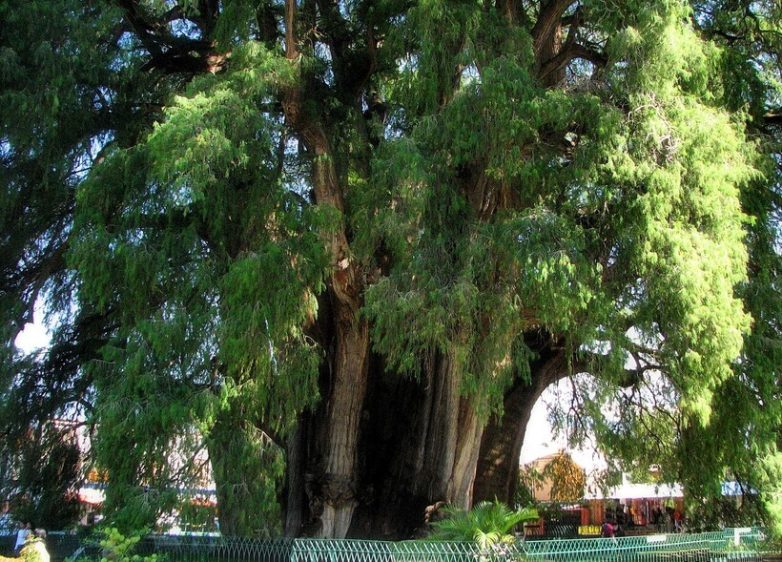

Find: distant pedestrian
[662,510,673,533]
[652,507,663,531]
[673,509,683,532]
[14,522,31,554]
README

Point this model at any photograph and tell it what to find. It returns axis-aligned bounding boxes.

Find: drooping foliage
[69,44,327,533]
[550,0,782,534]
[0,0,780,538]
[3,423,82,530]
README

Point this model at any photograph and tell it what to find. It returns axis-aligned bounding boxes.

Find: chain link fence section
[138,536,294,562]
[293,539,503,562]
[532,529,771,562]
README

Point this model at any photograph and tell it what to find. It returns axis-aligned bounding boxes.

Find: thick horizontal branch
[539,42,607,82]
[140,43,229,74]
[118,0,227,75]
[764,111,782,126]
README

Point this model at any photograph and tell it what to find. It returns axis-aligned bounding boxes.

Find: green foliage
[82,527,159,562]
[757,452,782,537]
[428,501,538,548]
[367,0,754,433]
[177,500,218,533]
[515,466,543,508]
[65,37,328,532]
[205,408,285,537]
[685,494,766,533]
[3,0,781,539]
[7,424,81,530]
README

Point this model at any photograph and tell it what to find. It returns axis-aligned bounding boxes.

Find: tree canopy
[1,0,781,538]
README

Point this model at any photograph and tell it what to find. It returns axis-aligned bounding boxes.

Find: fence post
[733,527,752,547]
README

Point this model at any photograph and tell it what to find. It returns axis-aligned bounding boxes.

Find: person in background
[652,506,663,532]
[14,522,31,554]
[673,509,683,532]
[601,519,616,538]
[616,503,627,526]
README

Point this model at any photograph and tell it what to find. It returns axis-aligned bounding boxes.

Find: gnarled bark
[473,338,571,505]
[280,0,371,538]
[318,308,370,537]
[342,348,488,538]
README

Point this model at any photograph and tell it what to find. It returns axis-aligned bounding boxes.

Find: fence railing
[0,528,771,562]
[139,530,769,562]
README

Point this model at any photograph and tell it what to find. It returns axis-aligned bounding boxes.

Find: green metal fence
[292,539,478,562]
[526,532,732,562]
[139,536,294,562]
[137,530,769,562]
[0,529,773,562]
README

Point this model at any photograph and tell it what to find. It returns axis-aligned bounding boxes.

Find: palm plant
[429,500,539,546]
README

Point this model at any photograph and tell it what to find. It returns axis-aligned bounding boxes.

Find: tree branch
[539,42,607,82]
[531,0,575,57]
[764,111,782,126]
[118,0,228,75]
[285,0,299,59]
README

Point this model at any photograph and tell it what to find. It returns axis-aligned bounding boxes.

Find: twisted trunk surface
[318,308,370,537]
[473,344,569,504]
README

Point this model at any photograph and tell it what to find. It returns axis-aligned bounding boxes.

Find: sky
[520,392,574,463]
[520,382,606,472]
[15,319,49,354]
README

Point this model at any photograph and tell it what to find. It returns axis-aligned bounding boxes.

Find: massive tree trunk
[276,0,596,539]
[473,335,570,505]
[341,348,487,538]
[281,0,371,534]
[19,0,756,544]
[410,349,484,508]
[317,306,370,537]
[283,287,371,538]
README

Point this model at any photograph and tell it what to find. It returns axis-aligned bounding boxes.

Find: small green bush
[70,527,160,562]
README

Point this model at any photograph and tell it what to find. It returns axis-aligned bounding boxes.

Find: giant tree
[1,0,781,539]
